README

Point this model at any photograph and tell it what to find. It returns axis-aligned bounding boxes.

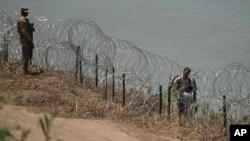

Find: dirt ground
[0,105,180,141]
[0,62,227,141]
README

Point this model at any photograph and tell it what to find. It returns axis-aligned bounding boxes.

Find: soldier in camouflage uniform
[17,7,35,75]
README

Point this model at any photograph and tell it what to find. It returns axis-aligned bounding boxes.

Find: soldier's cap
[21,7,29,13]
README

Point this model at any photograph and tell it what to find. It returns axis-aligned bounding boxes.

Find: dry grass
[0,60,228,141]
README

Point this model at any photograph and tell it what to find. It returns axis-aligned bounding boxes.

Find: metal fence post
[95,54,98,88]
[104,66,108,100]
[112,67,115,102]
[122,73,125,107]
[223,95,227,130]
[168,85,171,116]
[3,32,8,62]
[159,85,162,115]
[75,46,80,79]
[80,59,83,84]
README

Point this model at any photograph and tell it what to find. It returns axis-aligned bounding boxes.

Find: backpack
[176,77,197,102]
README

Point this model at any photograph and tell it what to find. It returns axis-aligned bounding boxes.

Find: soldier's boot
[23,66,30,75]
[23,59,30,75]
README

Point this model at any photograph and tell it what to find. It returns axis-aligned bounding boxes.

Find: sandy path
[0,105,179,141]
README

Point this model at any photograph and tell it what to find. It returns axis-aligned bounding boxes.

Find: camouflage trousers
[21,43,32,74]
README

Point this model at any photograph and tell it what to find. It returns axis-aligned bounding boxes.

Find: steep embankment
[0,62,181,141]
[0,62,228,141]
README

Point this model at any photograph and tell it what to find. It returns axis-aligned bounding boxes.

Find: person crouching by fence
[173,67,197,125]
[17,7,35,75]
